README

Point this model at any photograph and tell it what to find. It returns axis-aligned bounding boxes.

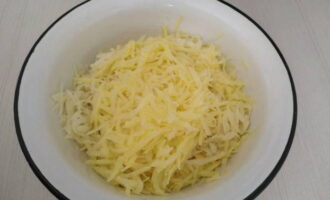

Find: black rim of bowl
[13,1,298,199]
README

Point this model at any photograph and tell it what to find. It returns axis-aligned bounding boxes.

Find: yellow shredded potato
[53,26,252,195]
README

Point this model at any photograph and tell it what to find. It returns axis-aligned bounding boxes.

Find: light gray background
[0,0,329,199]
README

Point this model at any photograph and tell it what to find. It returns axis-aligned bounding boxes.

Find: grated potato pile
[53,26,252,195]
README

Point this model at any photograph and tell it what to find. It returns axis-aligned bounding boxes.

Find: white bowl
[14,0,297,199]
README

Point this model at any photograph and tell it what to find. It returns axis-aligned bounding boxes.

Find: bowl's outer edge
[13,1,91,200]
[13,0,297,200]
[217,1,298,200]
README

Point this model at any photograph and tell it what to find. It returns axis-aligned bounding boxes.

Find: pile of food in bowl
[53,24,252,195]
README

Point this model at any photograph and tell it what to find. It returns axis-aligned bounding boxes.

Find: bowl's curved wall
[15,0,296,200]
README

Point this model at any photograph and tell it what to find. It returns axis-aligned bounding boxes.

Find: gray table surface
[1,0,329,199]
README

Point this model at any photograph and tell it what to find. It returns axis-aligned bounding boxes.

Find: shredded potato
[53,26,252,195]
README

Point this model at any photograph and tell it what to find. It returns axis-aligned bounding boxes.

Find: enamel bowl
[14,0,297,199]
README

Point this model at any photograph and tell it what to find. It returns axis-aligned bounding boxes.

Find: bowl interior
[17,0,294,199]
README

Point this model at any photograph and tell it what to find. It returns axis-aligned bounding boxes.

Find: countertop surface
[1,0,329,199]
